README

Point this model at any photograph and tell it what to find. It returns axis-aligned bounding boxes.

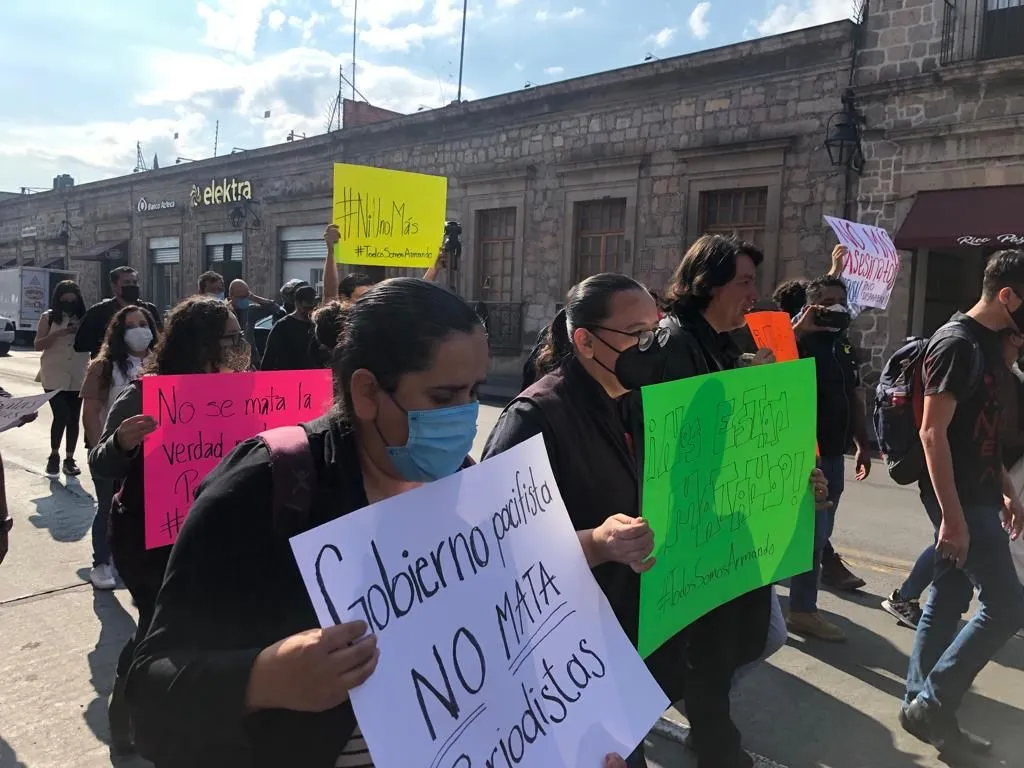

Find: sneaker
[821,549,867,591]
[89,564,117,590]
[900,698,992,757]
[44,454,60,478]
[786,610,847,642]
[62,457,81,476]
[881,589,923,629]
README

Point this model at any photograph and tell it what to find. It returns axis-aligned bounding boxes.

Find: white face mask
[124,326,153,353]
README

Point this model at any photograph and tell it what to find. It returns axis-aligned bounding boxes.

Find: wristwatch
[0,518,12,533]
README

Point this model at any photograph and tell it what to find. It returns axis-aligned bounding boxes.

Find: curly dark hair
[312,299,350,363]
[49,280,87,325]
[666,234,764,315]
[805,274,848,304]
[95,305,159,389]
[772,279,808,318]
[147,296,235,375]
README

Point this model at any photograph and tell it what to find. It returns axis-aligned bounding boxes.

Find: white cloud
[536,6,584,21]
[267,9,286,30]
[196,0,277,58]
[288,12,325,42]
[544,66,564,76]
[648,27,675,48]
[496,0,521,6]
[329,0,471,52]
[750,0,849,36]
[689,3,711,39]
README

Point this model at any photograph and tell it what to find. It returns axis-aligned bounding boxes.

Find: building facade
[853,0,1024,384]
[0,22,856,385]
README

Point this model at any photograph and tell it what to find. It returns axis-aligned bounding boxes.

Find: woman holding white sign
[123,278,636,768]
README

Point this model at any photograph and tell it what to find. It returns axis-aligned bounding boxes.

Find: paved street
[2,347,1022,768]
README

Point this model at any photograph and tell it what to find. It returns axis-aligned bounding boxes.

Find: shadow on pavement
[28,478,94,543]
[776,599,1022,767]
[83,591,136,751]
[0,738,28,768]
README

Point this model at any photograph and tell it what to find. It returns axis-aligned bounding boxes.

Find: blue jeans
[789,454,844,613]
[91,471,115,567]
[905,493,1024,718]
[900,543,937,601]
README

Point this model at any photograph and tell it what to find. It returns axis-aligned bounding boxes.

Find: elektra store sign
[189,178,253,208]
[137,197,176,213]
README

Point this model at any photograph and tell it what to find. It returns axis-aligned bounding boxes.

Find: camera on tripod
[441,220,463,270]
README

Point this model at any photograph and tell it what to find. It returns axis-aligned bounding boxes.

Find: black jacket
[126,416,473,768]
[75,298,163,358]
[798,331,859,457]
[620,304,771,670]
[482,358,690,702]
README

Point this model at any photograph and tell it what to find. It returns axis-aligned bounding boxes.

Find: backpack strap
[260,425,316,537]
[932,320,986,398]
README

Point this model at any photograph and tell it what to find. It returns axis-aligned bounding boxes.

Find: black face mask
[588,331,668,392]
[59,301,77,313]
[120,285,141,304]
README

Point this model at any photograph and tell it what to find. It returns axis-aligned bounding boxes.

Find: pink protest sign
[141,370,333,549]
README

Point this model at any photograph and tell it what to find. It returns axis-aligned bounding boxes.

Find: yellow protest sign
[332,163,448,269]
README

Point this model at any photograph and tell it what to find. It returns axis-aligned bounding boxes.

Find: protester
[260,284,321,370]
[883,328,1024,631]
[311,299,348,366]
[198,271,225,298]
[89,296,249,756]
[75,266,163,358]
[772,280,808,318]
[787,275,871,640]
[227,279,284,367]
[80,305,158,591]
[900,250,1024,759]
[34,280,90,478]
[612,234,828,768]
[0,387,37,567]
[339,273,376,302]
[483,272,826,767]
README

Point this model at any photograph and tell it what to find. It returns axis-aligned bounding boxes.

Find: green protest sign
[637,359,817,658]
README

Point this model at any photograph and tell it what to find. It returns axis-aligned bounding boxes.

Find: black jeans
[45,389,82,455]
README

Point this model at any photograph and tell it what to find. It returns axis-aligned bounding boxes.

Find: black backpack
[873,320,984,485]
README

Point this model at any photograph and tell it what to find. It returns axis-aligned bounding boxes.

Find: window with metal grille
[698,188,768,250]
[476,208,517,302]
[573,199,627,281]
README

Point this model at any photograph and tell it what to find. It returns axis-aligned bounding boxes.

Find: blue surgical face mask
[234,297,252,310]
[382,397,479,482]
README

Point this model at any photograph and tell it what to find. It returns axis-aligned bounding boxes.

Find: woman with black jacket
[124,278,635,768]
[483,271,827,768]
[613,235,828,768]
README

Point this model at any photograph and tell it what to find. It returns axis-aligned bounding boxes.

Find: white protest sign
[824,215,901,310]
[290,435,669,768]
[0,391,57,433]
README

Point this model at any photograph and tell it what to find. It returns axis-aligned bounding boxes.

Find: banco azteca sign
[137,197,176,213]
[189,178,254,208]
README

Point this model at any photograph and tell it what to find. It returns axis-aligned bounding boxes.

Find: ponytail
[533,308,571,378]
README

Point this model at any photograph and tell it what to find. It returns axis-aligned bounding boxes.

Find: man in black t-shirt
[901,250,1024,760]
[259,285,321,371]
[75,266,163,358]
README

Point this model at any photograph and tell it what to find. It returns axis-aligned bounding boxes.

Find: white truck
[0,266,78,350]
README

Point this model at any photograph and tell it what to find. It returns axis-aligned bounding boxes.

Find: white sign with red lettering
[824,216,901,310]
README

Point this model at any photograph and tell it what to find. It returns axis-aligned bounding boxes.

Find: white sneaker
[89,564,117,590]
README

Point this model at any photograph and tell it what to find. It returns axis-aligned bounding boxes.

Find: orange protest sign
[745,311,800,362]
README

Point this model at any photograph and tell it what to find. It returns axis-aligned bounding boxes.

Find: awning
[70,239,129,262]
[894,185,1024,250]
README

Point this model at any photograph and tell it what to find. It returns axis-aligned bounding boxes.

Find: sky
[0,0,854,193]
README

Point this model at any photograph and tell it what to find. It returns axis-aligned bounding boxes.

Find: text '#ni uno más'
[335,188,420,241]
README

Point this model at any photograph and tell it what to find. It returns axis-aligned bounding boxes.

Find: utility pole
[352,0,358,100]
[456,0,468,102]
[213,120,219,157]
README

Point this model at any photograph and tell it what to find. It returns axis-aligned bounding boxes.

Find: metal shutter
[281,239,327,261]
[151,247,180,264]
[207,245,225,262]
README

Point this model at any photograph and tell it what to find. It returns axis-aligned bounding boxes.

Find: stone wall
[0,21,856,381]
[852,0,1024,386]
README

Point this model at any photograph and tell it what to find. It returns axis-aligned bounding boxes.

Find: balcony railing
[941,0,1024,64]
[476,301,523,355]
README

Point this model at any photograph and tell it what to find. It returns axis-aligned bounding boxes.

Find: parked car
[0,314,14,356]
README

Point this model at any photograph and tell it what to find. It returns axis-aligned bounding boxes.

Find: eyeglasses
[587,325,669,352]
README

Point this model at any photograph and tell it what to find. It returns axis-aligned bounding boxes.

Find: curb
[654,716,789,768]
